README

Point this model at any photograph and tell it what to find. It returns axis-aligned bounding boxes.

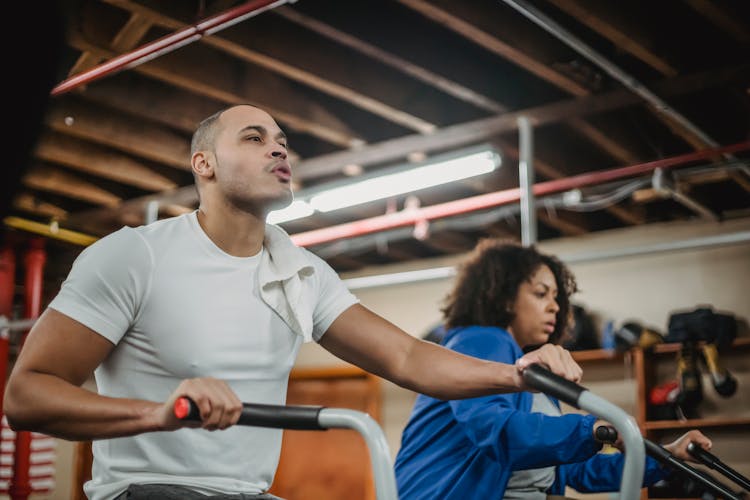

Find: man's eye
[279,143,288,149]
[246,136,261,142]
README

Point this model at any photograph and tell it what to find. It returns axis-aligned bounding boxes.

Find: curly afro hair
[441,239,578,345]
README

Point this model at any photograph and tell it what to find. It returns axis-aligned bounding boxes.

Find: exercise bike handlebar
[174,397,398,500]
[687,441,750,492]
[596,424,745,500]
[523,363,646,500]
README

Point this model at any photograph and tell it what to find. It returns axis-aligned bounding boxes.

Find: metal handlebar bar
[596,425,745,499]
[174,397,398,500]
[522,364,645,500]
[687,441,750,492]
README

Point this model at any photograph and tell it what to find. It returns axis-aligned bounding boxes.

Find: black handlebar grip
[594,425,619,443]
[687,441,718,467]
[688,441,750,491]
[522,363,586,408]
[174,397,327,430]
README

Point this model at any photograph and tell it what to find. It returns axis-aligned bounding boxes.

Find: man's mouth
[271,163,292,181]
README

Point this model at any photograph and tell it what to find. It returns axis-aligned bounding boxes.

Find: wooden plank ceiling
[5,0,750,282]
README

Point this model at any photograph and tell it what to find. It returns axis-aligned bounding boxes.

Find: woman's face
[507,264,560,349]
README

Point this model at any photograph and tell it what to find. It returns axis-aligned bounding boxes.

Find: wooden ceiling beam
[105,0,437,134]
[294,65,748,179]
[396,0,590,96]
[537,210,588,236]
[683,0,750,45]
[272,6,507,115]
[70,11,154,76]
[44,98,190,171]
[23,166,123,208]
[496,139,644,225]
[544,0,679,76]
[13,193,69,220]
[67,31,360,149]
[35,132,178,191]
[540,0,723,153]
[384,0,643,164]
[61,64,745,233]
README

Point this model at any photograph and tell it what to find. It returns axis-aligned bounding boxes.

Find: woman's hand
[663,429,712,462]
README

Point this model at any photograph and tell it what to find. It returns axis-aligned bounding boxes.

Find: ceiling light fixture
[267,145,501,224]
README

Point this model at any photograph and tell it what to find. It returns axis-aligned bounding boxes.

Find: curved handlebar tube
[523,364,645,500]
[174,397,398,500]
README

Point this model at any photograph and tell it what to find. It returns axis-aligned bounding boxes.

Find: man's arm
[3,309,241,440]
[318,304,581,400]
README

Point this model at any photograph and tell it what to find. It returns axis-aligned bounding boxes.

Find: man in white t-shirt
[4,105,582,500]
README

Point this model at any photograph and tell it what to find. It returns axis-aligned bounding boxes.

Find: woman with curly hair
[394,239,710,499]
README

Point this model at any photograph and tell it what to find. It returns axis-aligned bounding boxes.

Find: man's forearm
[396,339,521,400]
[4,371,162,441]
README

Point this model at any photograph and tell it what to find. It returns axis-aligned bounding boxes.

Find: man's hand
[663,429,712,463]
[156,377,243,432]
[515,344,583,389]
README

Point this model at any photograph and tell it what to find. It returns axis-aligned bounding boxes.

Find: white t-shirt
[48,212,359,500]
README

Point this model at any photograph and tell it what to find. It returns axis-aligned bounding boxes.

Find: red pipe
[9,238,47,500]
[291,140,750,247]
[0,246,15,416]
[51,0,290,96]
[0,246,15,318]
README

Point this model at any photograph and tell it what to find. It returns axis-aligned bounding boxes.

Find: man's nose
[271,148,287,159]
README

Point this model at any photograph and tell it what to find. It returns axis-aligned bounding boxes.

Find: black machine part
[687,441,750,492]
[597,426,745,500]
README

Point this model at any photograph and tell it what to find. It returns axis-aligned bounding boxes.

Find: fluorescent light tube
[266,146,500,224]
[311,149,500,212]
[267,199,314,224]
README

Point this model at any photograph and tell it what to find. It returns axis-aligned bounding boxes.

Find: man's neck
[195,205,265,257]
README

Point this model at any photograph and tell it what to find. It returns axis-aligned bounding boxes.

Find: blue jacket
[394,326,668,499]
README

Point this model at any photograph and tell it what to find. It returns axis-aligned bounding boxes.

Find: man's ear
[191,151,214,180]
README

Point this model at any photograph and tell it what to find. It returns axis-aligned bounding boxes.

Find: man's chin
[267,193,294,212]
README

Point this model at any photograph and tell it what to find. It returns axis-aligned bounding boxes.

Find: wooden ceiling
[5,0,750,281]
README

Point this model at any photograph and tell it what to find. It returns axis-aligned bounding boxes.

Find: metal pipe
[0,246,15,417]
[578,392,645,500]
[651,168,719,221]
[51,0,292,96]
[290,140,750,247]
[342,230,750,290]
[0,317,38,332]
[3,217,98,247]
[145,200,160,225]
[318,409,398,500]
[9,239,47,500]
[518,116,537,246]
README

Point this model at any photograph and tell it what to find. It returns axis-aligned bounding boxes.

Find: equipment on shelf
[562,304,600,351]
[665,306,739,418]
[614,321,664,352]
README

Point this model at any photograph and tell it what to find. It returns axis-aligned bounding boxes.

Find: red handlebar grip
[174,397,191,419]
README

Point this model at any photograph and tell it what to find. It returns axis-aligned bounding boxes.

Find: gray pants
[113,483,285,500]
